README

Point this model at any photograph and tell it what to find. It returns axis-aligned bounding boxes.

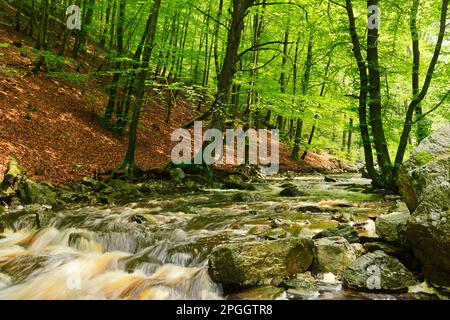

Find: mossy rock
[343,251,417,292]
[17,178,57,206]
[208,238,314,286]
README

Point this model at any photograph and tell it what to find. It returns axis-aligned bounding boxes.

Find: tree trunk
[393,0,449,177]
[301,114,318,160]
[345,0,382,187]
[347,118,353,158]
[291,118,303,161]
[103,0,126,127]
[121,0,162,175]
[367,0,393,187]
[73,0,95,57]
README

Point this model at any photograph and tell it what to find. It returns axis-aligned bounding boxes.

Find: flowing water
[0,175,435,300]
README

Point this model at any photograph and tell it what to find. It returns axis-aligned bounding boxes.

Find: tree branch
[328,0,346,9]
[187,2,229,31]
[240,51,282,72]
[237,41,289,60]
[413,90,450,123]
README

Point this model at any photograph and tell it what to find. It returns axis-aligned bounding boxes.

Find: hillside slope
[0,26,338,185]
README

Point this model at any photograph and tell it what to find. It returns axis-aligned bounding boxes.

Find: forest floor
[0,26,341,185]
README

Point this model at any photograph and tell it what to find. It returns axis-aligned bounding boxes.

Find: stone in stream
[363,242,407,256]
[297,205,338,213]
[261,228,290,240]
[313,236,357,276]
[313,224,360,244]
[343,251,417,292]
[375,212,409,244]
[332,212,354,223]
[208,238,314,286]
[284,273,320,299]
[232,192,262,202]
[351,243,366,257]
[397,124,450,287]
[223,175,255,190]
[279,185,305,197]
[68,231,92,248]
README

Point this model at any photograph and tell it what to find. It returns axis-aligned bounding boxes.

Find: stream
[0,174,434,300]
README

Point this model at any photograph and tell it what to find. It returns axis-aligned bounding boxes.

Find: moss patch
[415,151,434,166]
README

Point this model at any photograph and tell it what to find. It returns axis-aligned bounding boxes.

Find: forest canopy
[2,0,449,189]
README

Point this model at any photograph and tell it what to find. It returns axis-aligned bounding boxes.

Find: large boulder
[313,236,357,275]
[375,212,409,244]
[17,178,57,206]
[208,238,314,286]
[343,251,417,292]
[398,124,450,286]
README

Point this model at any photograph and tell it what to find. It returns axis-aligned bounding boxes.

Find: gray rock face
[398,124,450,286]
[343,251,417,292]
[17,178,57,206]
[375,212,409,244]
[208,238,314,286]
[313,237,356,275]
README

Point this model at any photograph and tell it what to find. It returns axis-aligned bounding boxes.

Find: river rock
[208,238,314,286]
[285,273,320,299]
[375,212,409,244]
[398,124,450,286]
[223,175,252,190]
[313,224,359,244]
[296,205,337,213]
[17,178,57,206]
[279,185,305,197]
[232,192,262,202]
[343,251,417,292]
[313,237,356,275]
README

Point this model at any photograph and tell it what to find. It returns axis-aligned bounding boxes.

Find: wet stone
[314,224,360,244]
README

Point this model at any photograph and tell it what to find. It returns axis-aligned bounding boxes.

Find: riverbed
[0,174,437,300]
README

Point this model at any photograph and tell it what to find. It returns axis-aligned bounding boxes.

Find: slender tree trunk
[121,0,162,174]
[394,0,449,177]
[35,0,49,50]
[116,9,154,133]
[301,114,318,160]
[73,0,95,57]
[409,0,430,143]
[347,118,353,158]
[101,0,112,47]
[367,0,393,187]
[103,0,126,127]
[210,0,256,132]
[345,0,382,187]
[291,119,303,161]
